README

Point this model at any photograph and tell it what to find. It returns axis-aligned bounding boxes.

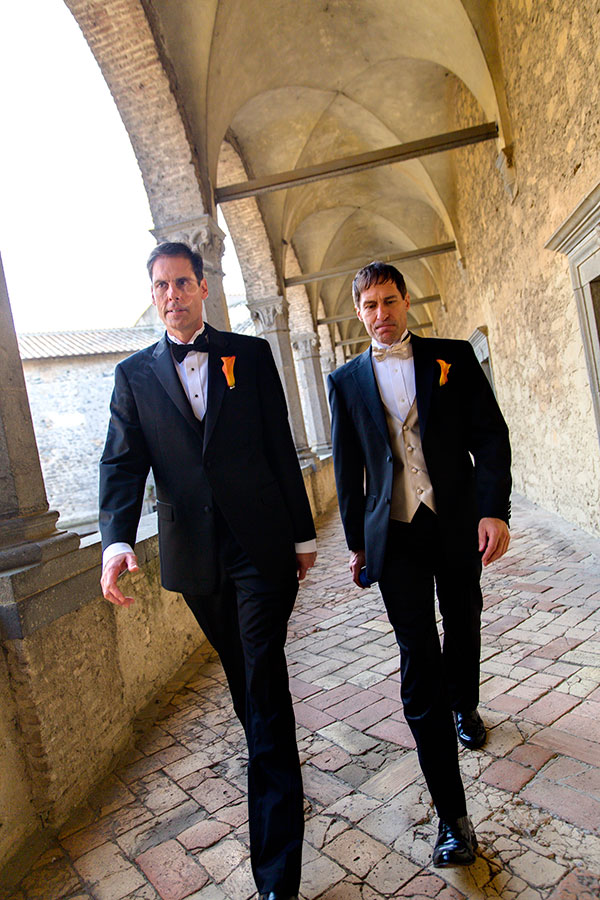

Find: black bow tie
[169,332,209,363]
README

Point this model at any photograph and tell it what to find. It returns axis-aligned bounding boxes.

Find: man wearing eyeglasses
[100,242,316,900]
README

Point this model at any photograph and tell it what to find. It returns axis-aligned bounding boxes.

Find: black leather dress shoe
[258,894,299,900]
[432,815,477,867]
[454,708,486,749]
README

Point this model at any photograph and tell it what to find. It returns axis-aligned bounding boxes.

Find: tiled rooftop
[17,327,165,360]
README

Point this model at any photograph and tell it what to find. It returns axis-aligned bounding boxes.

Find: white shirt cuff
[295,539,317,554]
[103,542,134,567]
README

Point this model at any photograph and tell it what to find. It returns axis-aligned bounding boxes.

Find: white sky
[0,0,244,334]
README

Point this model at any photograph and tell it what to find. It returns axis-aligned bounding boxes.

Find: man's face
[356,279,410,345]
[151,255,208,342]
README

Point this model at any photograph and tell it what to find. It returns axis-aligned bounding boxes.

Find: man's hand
[478,517,510,566]
[349,549,366,587]
[297,550,317,581]
[101,552,140,607]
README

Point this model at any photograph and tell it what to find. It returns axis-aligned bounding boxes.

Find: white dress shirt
[170,328,209,420]
[371,330,416,422]
[103,327,316,565]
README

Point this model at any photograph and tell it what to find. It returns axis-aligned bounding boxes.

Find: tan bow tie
[372,338,412,361]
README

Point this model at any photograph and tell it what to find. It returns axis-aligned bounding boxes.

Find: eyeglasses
[153,277,199,299]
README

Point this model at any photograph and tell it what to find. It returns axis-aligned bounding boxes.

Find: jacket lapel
[150,334,204,437]
[352,348,390,444]
[203,324,231,451]
[412,333,435,439]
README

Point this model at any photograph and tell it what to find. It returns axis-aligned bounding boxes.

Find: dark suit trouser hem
[183,531,302,894]
[378,506,482,821]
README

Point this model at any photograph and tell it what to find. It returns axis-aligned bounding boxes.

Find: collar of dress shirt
[371,329,411,353]
[167,326,206,345]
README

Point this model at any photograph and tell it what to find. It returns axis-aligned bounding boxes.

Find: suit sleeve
[328,373,367,551]
[99,363,151,551]
[464,345,512,523]
[257,340,316,543]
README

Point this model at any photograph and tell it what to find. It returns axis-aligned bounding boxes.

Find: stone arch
[63,0,206,228]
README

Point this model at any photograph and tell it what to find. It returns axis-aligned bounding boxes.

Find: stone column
[151,215,230,331]
[0,254,79,571]
[292,332,332,456]
[248,297,315,463]
[320,348,336,392]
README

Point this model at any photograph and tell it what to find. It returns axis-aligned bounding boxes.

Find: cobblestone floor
[6,495,600,900]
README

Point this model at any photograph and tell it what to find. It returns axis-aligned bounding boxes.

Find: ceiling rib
[286,245,455,287]
[215,123,498,203]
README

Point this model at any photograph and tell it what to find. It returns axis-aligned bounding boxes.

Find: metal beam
[286,243,455,288]
[317,313,357,325]
[215,123,498,203]
[410,294,441,308]
[335,337,370,347]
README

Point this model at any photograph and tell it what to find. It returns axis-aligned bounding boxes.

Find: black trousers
[183,516,302,896]
[378,504,483,821]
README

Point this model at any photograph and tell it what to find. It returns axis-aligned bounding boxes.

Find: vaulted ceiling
[70,0,512,352]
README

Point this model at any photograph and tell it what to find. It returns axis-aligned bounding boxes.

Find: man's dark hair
[147,242,204,283]
[352,261,407,306]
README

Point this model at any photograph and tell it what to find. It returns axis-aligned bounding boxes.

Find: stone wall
[429,0,600,535]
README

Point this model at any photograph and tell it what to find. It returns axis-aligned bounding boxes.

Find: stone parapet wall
[0,456,336,874]
[0,524,202,873]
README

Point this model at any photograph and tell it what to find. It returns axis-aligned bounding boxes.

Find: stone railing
[0,456,336,876]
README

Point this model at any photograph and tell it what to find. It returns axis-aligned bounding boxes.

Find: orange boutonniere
[436,359,451,386]
[221,356,236,389]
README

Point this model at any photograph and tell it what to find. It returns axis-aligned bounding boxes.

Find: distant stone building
[18,326,163,533]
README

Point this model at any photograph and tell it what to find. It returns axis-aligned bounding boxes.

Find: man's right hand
[101,552,140,607]
[349,549,366,587]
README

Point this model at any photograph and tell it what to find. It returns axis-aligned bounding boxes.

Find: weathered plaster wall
[0,528,202,870]
[0,649,38,866]
[430,0,600,534]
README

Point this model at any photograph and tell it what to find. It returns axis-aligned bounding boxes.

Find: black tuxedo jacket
[328,333,511,582]
[100,324,315,594]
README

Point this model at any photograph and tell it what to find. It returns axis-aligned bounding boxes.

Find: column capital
[291,331,320,358]
[247,296,289,334]
[320,351,336,376]
[151,215,226,276]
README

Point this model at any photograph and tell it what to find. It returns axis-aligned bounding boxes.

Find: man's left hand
[478,517,510,566]
[297,551,317,581]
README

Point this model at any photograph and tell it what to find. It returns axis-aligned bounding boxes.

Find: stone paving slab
[4,494,600,900]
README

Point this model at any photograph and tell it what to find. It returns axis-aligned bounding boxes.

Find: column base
[0,510,80,573]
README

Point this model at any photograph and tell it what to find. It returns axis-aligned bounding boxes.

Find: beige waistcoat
[384,399,437,522]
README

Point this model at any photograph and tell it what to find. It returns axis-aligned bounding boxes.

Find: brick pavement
[5,495,600,900]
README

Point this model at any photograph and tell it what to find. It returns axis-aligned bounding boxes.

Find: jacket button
[387,455,393,462]
[203,505,211,513]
